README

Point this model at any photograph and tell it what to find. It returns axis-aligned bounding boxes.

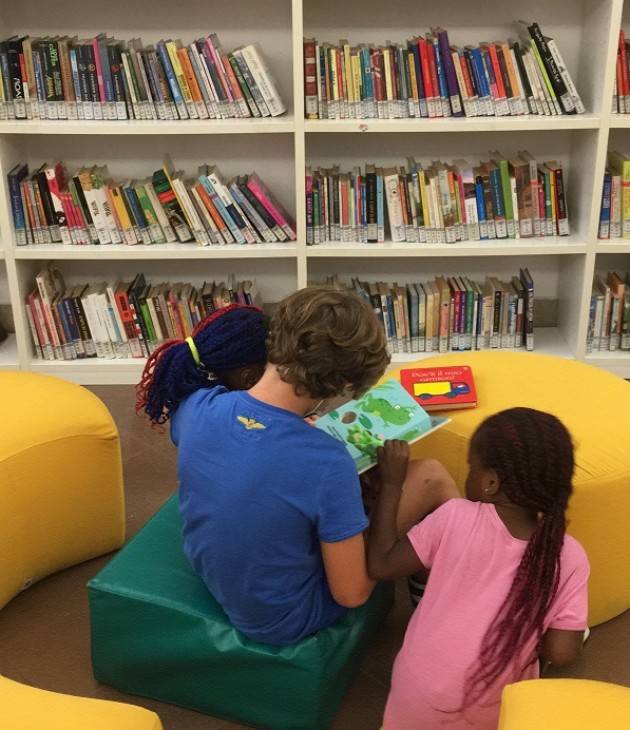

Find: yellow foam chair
[0,371,125,609]
[0,676,162,730]
[498,679,630,729]
[389,352,630,626]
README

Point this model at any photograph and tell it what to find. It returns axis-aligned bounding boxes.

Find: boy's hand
[377,440,409,491]
[304,414,319,426]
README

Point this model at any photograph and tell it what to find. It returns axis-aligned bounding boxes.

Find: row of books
[8,157,296,247]
[303,22,583,120]
[318,271,535,353]
[598,151,630,239]
[613,30,630,115]
[0,34,285,122]
[306,154,569,245]
[26,266,262,362]
[588,272,630,352]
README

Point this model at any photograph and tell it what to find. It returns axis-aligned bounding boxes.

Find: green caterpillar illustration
[359,393,414,426]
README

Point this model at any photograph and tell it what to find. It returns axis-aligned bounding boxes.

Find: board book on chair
[400,366,477,412]
[315,379,449,474]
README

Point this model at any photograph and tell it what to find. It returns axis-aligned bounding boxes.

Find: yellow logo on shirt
[237,416,266,431]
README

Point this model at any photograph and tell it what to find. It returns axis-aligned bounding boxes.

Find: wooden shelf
[306,239,588,258]
[305,114,602,134]
[0,116,295,135]
[0,0,626,383]
[12,243,298,260]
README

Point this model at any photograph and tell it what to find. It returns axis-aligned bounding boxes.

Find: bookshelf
[2,0,630,383]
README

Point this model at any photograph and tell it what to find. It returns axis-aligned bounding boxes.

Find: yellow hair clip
[185,336,202,367]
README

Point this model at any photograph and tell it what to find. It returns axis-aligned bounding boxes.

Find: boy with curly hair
[172,287,390,645]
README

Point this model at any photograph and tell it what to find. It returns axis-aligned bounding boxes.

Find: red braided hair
[462,407,574,709]
[135,303,267,425]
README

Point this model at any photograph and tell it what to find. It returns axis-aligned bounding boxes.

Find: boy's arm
[540,628,584,667]
[321,535,375,608]
[367,441,425,581]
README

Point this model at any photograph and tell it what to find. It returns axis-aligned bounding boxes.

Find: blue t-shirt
[171,387,368,645]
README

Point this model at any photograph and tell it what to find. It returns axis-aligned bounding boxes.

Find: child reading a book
[368,408,589,730]
[168,287,390,645]
[136,303,268,424]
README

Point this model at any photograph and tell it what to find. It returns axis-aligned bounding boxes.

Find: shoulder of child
[560,533,590,575]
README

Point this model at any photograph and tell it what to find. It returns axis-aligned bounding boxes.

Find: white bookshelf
[2,0,630,383]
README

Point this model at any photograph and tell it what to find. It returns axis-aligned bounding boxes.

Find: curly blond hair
[267,286,390,399]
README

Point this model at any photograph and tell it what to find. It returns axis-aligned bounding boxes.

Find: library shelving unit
[1,0,630,383]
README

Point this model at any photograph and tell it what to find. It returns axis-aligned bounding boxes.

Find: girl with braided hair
[368,407,589,730]
[136,303,268,425]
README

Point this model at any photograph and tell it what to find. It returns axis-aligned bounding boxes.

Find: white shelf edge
[11,243,298,260]
[609,116,630,129]
[0,117,295,136]
[596,242,630,254]
[0,334,18,371]
[306,241,588,258]
[29,357,145,385]
[305,114,602,134]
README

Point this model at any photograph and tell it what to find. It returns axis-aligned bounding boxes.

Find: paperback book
[25,265,262,362]
[315,378,449,473]
[7,158,296,247]
[315,271,535,355]
[306,153,569,245]
[304,21,583,120]
[588,271,630,353]
[0,34,285,122]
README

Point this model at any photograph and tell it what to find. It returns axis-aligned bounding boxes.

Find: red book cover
[400,365,477,411]
[620,30,629,99]
[418,38,433,99]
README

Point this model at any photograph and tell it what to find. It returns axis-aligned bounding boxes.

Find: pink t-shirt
[384,499,589,730]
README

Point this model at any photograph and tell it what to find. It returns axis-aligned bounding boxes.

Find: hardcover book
[400,365,477,411]
[315,378,449,473]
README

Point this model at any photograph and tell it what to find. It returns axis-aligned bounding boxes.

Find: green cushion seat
[88,494,393,730]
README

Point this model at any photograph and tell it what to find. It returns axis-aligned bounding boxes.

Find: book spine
[528,24,574,113]
[599,172,612,240]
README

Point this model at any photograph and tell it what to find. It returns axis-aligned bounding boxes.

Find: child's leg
[396,458,460,538]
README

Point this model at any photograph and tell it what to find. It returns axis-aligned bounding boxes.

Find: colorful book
[315,378,449,473]
[400,365,477,411]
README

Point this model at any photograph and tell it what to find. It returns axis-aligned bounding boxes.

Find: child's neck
[492,501,539,541]
[248,365,319,417]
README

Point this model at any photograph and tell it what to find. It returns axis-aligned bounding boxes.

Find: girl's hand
[304,414,319,426]
[377,440,409,491]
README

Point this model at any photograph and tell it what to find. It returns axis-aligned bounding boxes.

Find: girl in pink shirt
[368,407,590,730]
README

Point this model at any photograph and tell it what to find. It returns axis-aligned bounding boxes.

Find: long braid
[462,408,574,707]
[135,304,267,425]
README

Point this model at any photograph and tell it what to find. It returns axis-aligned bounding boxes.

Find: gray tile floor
[0,384,628,729]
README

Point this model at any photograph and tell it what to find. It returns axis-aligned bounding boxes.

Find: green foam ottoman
[88,494,394,730]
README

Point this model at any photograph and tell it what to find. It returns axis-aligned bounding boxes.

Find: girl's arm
[540,628,584,667]
[367,441,425,581]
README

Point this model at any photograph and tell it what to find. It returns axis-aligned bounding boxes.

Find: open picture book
[315,379,450,474]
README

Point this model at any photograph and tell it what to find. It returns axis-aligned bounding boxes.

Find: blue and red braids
[136,304,267,425]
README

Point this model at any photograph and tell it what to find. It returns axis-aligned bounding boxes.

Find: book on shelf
[314,270,535,354]
[599,152,630,240]
[315,378,449,473]
[303,21,583,121]
[7,158,296,247]
[306,153,569,245]
[400,365,477,411]
[588,272,630,353]
[25,265,262,362]
[613,29,630,115]
[0,34,285,122]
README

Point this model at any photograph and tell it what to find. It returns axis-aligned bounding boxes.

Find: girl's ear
[481,468,501,498]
